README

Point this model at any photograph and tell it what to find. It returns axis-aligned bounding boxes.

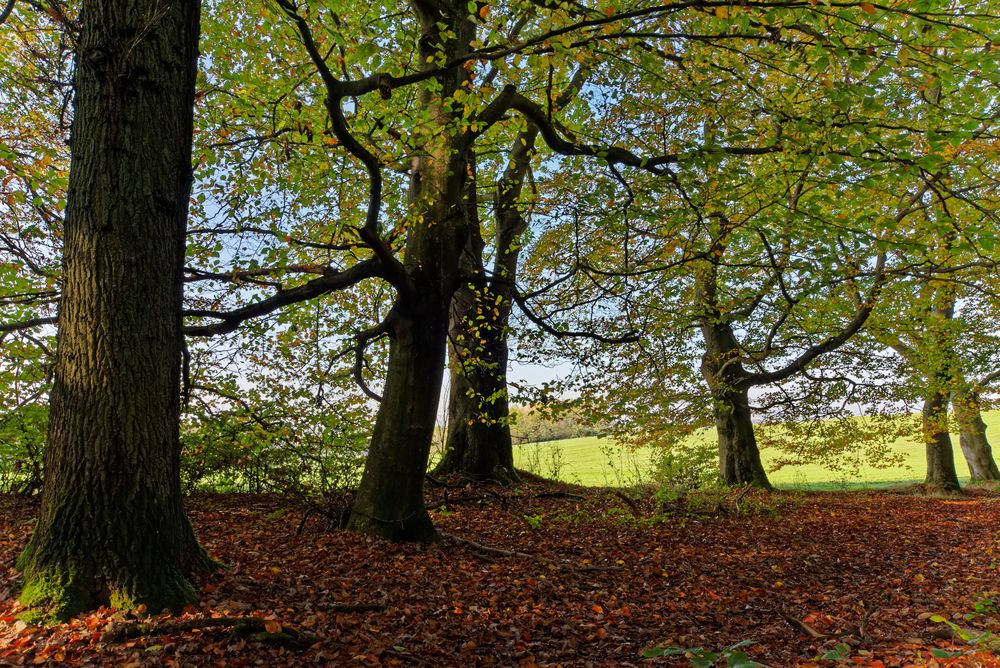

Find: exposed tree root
[104,605,385,648]
[612,490,642,515]
[440,531,621,573]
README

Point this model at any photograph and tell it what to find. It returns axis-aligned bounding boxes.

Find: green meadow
[513,410,1000,489]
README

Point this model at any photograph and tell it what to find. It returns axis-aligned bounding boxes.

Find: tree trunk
[951,386,1000,481]
[434,128,537,483]
[696,267,771,489]
[921,283,962,491]
[16,0,213,622]
[711,382,771,489]
[347,2,474,542]
[347,301,453,542]
[435,281,516,483]
[923,382,962,491]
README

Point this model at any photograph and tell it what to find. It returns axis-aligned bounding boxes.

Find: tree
[14,0,214,621]
[506,1,998,488]
[435,68,588,483]
[867,265,1000,487]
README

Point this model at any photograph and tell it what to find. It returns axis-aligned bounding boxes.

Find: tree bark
[696,267,771,489]
[951,385,1000,481]
[923,381,962,491]
[921,285,962,491]
[434,128,539,483]
[435,281,517,483]
[347,2,474,541]
[16,0,213,622]
[699,322,771,489]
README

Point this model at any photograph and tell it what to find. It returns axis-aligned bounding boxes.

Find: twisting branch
[508,91,781,174]
[0,315,57,333]
[352,317,392,402]
[0,0,15,25]
[739,178,937,388]
[184,259,383,336]
[273,0,411,295]
[512,290,639,344]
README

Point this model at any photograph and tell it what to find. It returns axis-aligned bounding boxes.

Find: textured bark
[923,383,962,491]
[347,2,474,541]
[17,0,212,622]
[435,129,537,483]
[696,267,771,490]
[951,386,1000,481]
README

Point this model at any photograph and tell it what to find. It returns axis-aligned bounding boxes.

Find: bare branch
[184,259,383,337]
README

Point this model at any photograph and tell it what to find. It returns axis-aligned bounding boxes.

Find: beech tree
[435,69,588,483]
[517,49,996,487]
[11,0,214,621]
[867,257,1000,487]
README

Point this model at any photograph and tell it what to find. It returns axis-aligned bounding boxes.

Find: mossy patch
[18,569,90,625]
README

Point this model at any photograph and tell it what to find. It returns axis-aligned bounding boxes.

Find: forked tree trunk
[951,386,1000,481]
[434,129,537,483]
[923,384,962,491]
[16,0,213,622]
[347,2,474,542]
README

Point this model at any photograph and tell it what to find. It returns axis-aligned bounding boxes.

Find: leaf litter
[1,483,999,666]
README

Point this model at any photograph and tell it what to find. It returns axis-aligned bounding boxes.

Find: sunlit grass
[514,411,1000,489]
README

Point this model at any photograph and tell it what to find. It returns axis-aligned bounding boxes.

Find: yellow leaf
[715,6,729,18]
[859,2,877,14]
[264,620,283,634]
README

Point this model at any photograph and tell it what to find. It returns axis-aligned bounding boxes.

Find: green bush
[0,403,47,495]
[653,439,720,502]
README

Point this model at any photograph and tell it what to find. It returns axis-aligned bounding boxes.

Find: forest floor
[1,481,999,667]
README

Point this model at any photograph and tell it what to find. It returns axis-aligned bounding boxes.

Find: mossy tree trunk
[17,0,213,622]
[695,264,772,490]
[922,288,962,491]
[347,1,474,541]
[951,384,1000,482]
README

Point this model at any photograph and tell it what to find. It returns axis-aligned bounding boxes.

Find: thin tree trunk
[347,2,474,541]
[951,385,1000,481]
[17,0,213,622]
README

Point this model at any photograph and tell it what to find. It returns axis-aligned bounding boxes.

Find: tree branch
[184,259,382,337]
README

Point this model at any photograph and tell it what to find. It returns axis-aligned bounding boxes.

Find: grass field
[513,410,1000,489]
